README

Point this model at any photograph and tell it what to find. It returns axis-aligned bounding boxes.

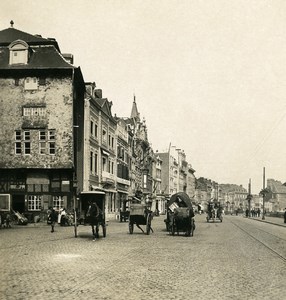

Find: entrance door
[12,195,25,213]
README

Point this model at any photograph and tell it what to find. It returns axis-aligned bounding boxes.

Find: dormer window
[9,40,29,65]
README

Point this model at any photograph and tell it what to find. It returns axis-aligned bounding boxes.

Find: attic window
[9,40,29,65]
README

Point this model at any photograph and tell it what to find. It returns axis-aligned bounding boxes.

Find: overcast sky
[1,0,286,194]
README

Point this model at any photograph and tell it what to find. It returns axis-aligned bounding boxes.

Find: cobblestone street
[0,214,285,300]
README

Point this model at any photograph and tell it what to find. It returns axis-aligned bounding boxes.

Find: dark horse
[86,202,105,240]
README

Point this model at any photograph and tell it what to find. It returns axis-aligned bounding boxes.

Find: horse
[86,202,104,240]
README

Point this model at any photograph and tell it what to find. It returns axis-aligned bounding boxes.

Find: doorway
[12,195,25,213]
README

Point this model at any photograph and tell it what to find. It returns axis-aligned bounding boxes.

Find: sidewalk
[250,216,286,227]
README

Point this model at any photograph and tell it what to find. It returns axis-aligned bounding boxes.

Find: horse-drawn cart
[206,201,223,223]
[75,191,107,239]
[164,192,195,237]
[129,203,153,235]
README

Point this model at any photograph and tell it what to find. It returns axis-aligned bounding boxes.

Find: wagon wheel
[171,221,176,236]
[190,219,194,237]
[102,224,107,237]
[146,214,152,235]
[129,222,134,234]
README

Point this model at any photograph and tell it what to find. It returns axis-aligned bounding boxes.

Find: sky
[1,0,286,194]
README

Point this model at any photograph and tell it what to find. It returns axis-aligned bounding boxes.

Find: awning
[117,189,129,194]
[103,189,117,193]
[101,149,110,156]
[81,191,105,195]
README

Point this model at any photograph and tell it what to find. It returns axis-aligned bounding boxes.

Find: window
[24,130,30,155]
[94,124,98,138]
[23,107,46,116]
[52,196,64,210]
[90,151,93,173]
[9,40,29,65]
[48,130,56,154]
[28,195,41,211]
[39,131,46,154]
[24,77,38,90]
[90,121,94,136]
[102,128,107,144]
[102,157,107,171]
[94,153,98,173]
[39,77,46,85]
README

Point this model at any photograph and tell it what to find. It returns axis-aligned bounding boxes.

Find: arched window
[9,40,29,65]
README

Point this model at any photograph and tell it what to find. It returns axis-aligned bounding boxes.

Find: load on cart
[165,192,195,237]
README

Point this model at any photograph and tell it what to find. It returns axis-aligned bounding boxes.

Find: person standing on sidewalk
[284,208,286,224]
[49,208,57,233]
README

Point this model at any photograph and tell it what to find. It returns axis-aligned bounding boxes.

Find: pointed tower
[130,94,140,121]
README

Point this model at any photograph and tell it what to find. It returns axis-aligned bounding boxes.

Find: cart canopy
[168,192,193,209]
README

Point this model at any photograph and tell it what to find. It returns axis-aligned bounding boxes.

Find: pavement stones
[0,214,285,300]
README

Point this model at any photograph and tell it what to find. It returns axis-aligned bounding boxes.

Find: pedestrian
[284,208,286,224]
[48,208,57,233]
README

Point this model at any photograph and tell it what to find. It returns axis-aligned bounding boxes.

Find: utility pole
[262,167,265,220]
[246,178,252,218]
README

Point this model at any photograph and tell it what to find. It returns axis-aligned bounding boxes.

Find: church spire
[131,94,140,120]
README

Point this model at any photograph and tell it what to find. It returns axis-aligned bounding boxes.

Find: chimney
[94,89,102,99]
[62,53,74,64]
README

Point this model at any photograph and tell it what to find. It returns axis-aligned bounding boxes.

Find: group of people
[245,208,261,218]
[47,207,71,233]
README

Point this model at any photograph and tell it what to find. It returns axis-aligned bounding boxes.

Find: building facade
[0,23,85,221]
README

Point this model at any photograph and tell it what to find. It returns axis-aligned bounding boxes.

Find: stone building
[0,22,85,220]
[157,144,196,201]
[82,83,117,220]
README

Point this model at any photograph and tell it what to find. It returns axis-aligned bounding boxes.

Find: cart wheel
[102,224,107,237]
[171,223,176,236]
[129,223,134,234]
[146,214,152,235]
[190,220,194,237]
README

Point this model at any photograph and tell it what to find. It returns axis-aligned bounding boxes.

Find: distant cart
[164,192,195,237]
[129,203,153,235]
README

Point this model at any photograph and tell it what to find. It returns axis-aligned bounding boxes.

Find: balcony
[117,177,130,186]
[102,171,115,184]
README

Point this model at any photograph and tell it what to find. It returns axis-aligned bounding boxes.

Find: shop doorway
[12,195,25,213]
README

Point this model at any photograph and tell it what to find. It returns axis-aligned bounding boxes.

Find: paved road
[0,214,285,300]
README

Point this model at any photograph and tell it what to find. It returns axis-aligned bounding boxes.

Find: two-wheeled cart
[128,203,153,235]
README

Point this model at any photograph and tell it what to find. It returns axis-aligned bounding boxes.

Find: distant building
[266,179,286,212]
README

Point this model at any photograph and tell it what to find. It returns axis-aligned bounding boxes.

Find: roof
[0,45,74,70]
[0,27,60,51]
[267,179,286,194]
[168,192,193,208]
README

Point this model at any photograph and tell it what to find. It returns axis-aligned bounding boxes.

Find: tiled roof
[0,27,60,50]
[0,46,74,69]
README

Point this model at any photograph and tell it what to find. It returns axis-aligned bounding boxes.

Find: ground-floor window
[53,196,64,210]
[28,195,41,210]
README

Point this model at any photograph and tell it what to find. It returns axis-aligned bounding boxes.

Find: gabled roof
[94,98,116,123]
[0,27,60,51]
[0,45,74,69]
